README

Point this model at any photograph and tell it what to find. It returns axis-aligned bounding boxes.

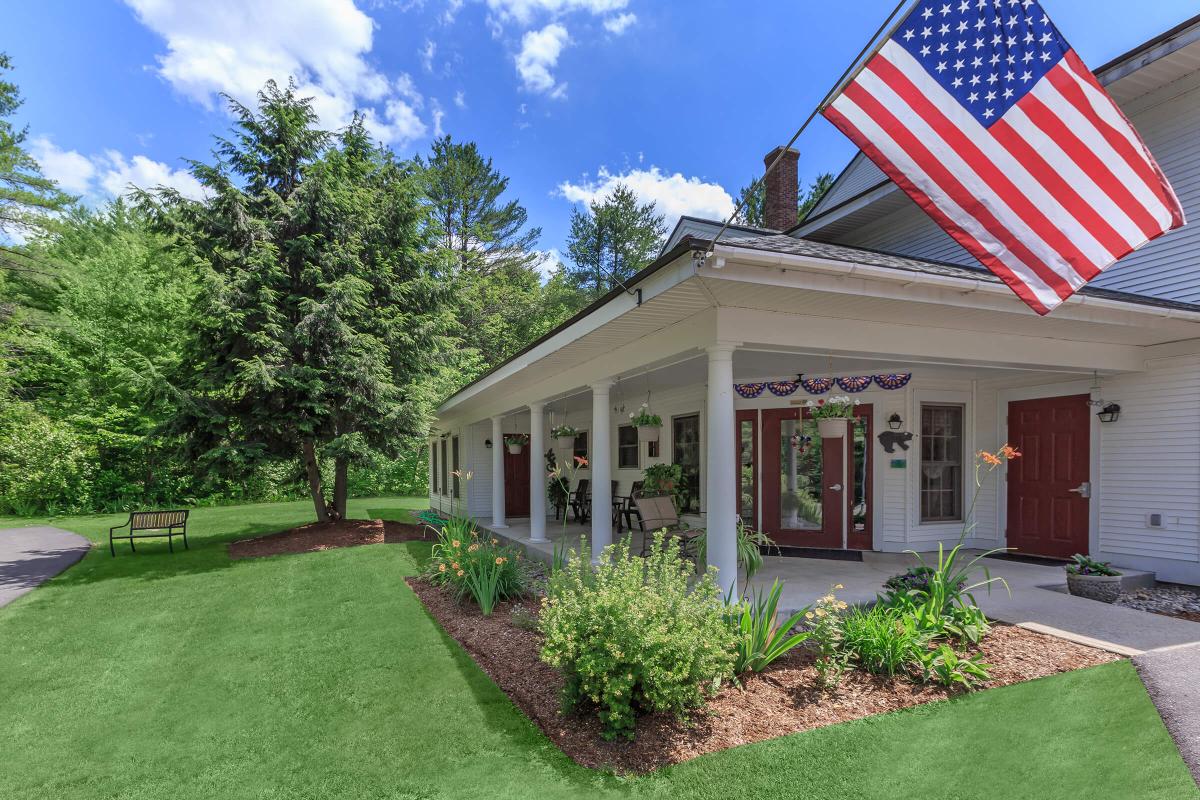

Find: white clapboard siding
[877,389,909,546]
[1097,358,1200,572]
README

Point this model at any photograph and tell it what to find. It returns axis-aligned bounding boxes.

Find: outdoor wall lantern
[887,413,904,431]
[484,438,493,449]
[1096,403,1121,424]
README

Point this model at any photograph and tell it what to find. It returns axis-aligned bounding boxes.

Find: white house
[429,15,1200,594]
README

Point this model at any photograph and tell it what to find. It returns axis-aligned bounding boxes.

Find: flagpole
[705,0,918,256]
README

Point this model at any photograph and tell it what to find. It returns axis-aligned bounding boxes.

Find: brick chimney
[762,146,799,231]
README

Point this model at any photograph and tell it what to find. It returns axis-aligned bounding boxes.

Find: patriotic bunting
[734,373,912,397]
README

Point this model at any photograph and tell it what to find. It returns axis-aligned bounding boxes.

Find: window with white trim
[920,404,963,522]
[617,425,638,469]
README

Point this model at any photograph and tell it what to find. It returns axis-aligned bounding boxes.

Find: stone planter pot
[1066,571,1123,603]
[506,442,524,455]
[554,435,575,451]
[637,425,660,443]
[817,417,849,439]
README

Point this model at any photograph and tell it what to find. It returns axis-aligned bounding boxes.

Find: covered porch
[431,236,1200,594]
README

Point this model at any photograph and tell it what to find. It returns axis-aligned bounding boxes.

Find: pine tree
[564,184,666,299]
[139,81,452,521]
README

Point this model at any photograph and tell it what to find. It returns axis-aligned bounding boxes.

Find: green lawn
[1,499,1195,799]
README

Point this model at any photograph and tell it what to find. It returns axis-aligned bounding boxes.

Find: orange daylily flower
[999,444,1022,459]
[978,450,1002,466]
[574,455,589,468]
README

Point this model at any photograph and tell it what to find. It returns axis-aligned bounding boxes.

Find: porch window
[617,425,639,469]
[672,414,701,513]
[573,431,588,463]
[920,404,963,522]
[430,442,438,493]
[440,438,449,497]
[451,436,460,498]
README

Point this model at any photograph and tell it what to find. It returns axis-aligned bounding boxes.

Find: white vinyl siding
[808,153,888,217]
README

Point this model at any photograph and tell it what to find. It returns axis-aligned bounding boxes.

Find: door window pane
[440,439,449,497]
[780,417,822,529]
[672,415,701,513]
[739,419,755,523]
[451,436,460,498]
[617,425,638,469]
[852,415,869,532]
[920,404,963,522]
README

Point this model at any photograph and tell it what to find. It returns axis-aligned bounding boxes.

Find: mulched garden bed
[406,576,1119,774]
[229,518,428,559]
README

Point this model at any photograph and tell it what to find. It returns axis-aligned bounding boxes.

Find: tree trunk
[303,439,328,522]
[333,456,349,520]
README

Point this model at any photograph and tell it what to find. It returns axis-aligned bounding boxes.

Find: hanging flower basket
[550,425,578,451]
[630,404,662,443]
[503,434,528,455]
[816,417,848,439]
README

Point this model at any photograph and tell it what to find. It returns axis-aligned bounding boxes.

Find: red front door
[504,447,530,517]
[761,407,871,549]
[1006,394,1090,559]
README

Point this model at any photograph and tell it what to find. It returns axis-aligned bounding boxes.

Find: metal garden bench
[109,510,189,556]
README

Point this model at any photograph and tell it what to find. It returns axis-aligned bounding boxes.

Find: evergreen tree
[140,81,452,521]
[733,171,835,228]
[416,135,548,369]
[798,172,834,221]
[564,184,666,299]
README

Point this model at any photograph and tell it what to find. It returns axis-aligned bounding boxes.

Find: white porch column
[590,380,614,561]
[490,415,507,528]
[529,402,547,542]
[705,343,739,597]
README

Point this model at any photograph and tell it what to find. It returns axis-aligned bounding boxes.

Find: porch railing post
[705,343,739,597]
[490,415,507,529]
[529,402,547,542]
[590,380,614,562]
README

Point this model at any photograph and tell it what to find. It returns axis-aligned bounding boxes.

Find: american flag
[823,0,1185,315]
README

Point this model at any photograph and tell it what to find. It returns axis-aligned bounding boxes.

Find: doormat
[985,552,1069,568]
[768,546,865,562]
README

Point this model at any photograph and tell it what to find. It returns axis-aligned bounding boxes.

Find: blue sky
[8,1,1198,272]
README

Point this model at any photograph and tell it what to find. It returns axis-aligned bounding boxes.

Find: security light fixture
[887,413,903,431]
[1097,403,1121,424]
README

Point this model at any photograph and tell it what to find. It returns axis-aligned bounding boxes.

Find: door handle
[1068,482,1091,499]
[828,483,843,492]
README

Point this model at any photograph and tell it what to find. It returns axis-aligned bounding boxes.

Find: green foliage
[808,588,852,688]
[839,604,929,677]
[913,643,992,688]
[727,579,812,675]
[642,462,683,508]
[0,400,93,515]
[426,515,527,614]
[539,533,736,739]
[564,183,666,299]
[137,81,453,521]
[697,519,774,585]
[1066,553,1121,576]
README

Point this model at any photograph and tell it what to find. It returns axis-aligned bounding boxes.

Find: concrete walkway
[751,550,1200,654]
[0,526,91,608]
[1134,643,1200,786]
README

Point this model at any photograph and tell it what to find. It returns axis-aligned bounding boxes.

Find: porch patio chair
[630,495,703,561]
[568,479,590,523]
[617,480,644,533]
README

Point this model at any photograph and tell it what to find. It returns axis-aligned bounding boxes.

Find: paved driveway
[750,550,1200,654]
[0,526,91,608]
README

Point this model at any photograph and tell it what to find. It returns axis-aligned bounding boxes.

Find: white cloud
[420,39,437,72]
[124,0,431,147]
[28,137,95,194]
[453,89,467,109]
[533,248,563,280]
[430,98,446,138]
[485,0,627,26]
[558,165,734,225]
[30,137,205,202]
[602,11,635,34]
[515,22,569,97]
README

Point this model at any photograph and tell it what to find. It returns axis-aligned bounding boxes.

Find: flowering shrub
[538,533,737,740]
[426,476,527,615]
[804,394,861,419]
[502,434,529,448]
[807,586,851,688]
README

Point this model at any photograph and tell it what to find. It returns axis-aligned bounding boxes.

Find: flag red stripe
[1045,61,1175,223]
[1060,50,1185,229]
[842,80,1074,299]
[869,54,1101,282]
[822,102,1051,314]
[1017,91,1164,241]
[988,117,1132,270]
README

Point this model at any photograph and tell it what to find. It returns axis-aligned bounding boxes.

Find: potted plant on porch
[551,424,578,451]
[806,394,860,439]
[503,433,529,455]
[1065,554,1123,603]
[630,403,662,443]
